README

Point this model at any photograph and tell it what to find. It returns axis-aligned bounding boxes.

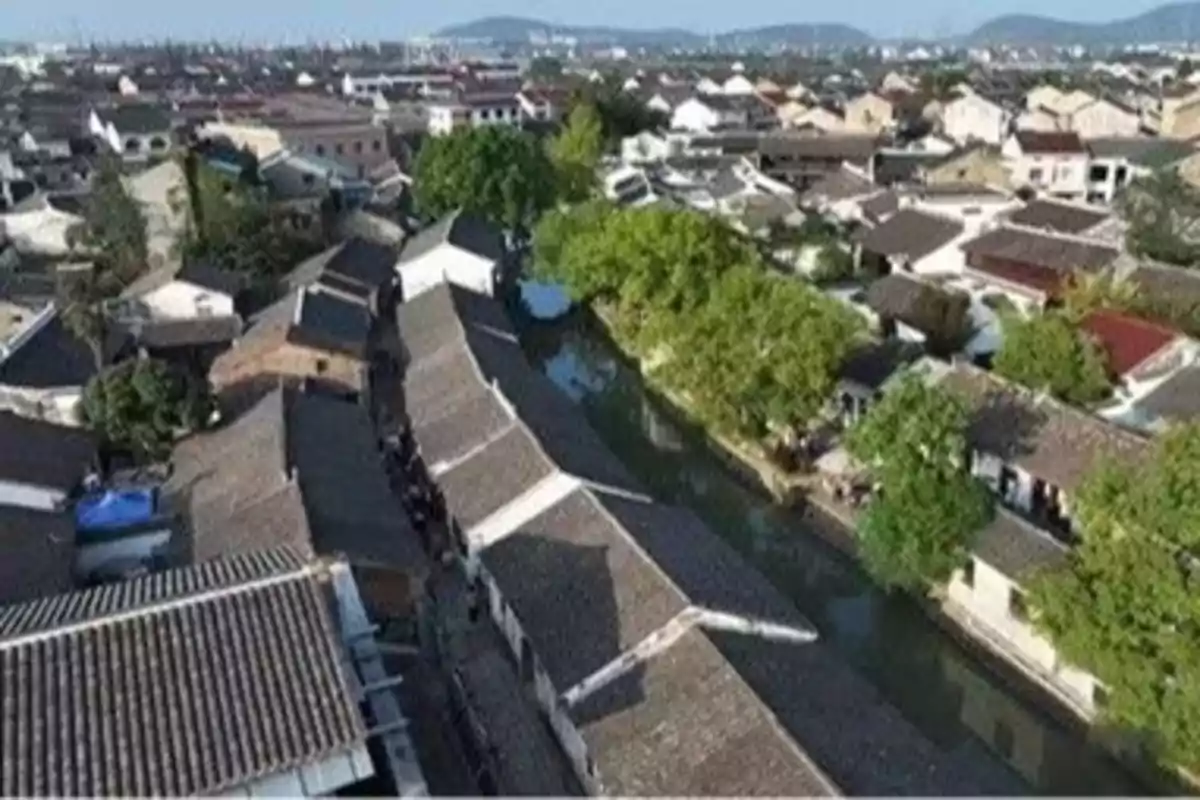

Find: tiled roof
[937,362,1149,494]
[0,411,95,490]
[959,226,1119,273]
[838,339,924,391]
[398,209,504,266]
[854,208,963,262]
[0,506,74,606]
[1007,199,1109,235]
[859,190,900,223]
[972,507,1068,581]
[287,287,372,357]
[1014,131,1085,154]
[1079,310,1178,377]
[863,273,953,328]
[322,236,399,289]
[0,312,122,389]
[965,256,1064,297]
[1135,365,1200,424]
[126,314,243,349]
[799,166,876,205]
[0,549,366,796]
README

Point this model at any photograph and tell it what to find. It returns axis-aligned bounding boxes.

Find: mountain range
[436,3,1200,47]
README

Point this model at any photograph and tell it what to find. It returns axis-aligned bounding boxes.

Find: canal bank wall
[579,305,1179,795]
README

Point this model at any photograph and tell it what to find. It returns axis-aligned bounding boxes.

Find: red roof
[1015,131,1086,154]
[966,255,1065,296]
[1079,310,1179,376]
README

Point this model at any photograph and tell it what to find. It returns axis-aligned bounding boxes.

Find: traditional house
[1001,132,1089,201]
[1066,96,1141,139]
[396,210,505,301]
[0,410,95,512]
[799,165,878,221]
[854,207,966,276]
[959,225,1120,306]
[844,91,896,134]
[941,92,1010,146]
[755,133,878,190]
[923,144,1013,189]
[284,236,400,315]
[1079,309,1188,392]
[1004,198,1111,237]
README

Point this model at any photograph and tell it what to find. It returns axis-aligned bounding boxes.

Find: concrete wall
[400,248,498,300]
[141,280,236,320]
[0,477,65,512]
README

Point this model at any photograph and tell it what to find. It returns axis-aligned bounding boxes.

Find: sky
[0,0,1177,43]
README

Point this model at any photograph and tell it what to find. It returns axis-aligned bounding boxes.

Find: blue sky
[2,0,1172,43]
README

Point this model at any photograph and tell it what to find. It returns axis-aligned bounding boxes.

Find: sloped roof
[0,548,367,797]
[0,506,74,606]
[959,226,1119,273]
[854,208,963,262]
[1079,310,1179,377]
[398,209,504,265]
[1135,365,1200,424]
[1014,131,1085,154]
[0,410,95,490]
[1007,199,1109,235]
[972,508,1068,581]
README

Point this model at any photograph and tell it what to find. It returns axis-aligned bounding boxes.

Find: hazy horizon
[0,0,1183,44]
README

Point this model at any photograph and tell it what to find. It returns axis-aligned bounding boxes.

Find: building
[942,93,1010,146]
[670,95,773,132]
[843,92,896,134]
[284,236,400,315]
[427,91,523,136]
[393,282,1015,797]
[855,207,966,276]
[959,225,1120,307]
[754,134,878,190]
[0,547,427,796]
[396,210,505,301]
[0,409,95,512]
[1066,97,1141,139]
[1001,132,1090,201]
[276,120,393,176]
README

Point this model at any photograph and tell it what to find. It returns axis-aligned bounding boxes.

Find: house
[844,92,895,134]
[1066,97,1141,139]
[1078,309,1186,389]
[959,225,1120,305]
[1124,364,1200,431]
[277,120,393,175]
[785,104,845,132]
[854,207,966,275]
[834,338,924,425]
[119,259,243,322]
[0,193,83,257]
[0,303,125,425]
[517,87,571,124]
[0,503,75,604]
[259,149,375,208]
[96,103,176,159]
[125,159,189,271]
[163,388,428,619]
[861,272,994,360]
[1014,105,1063,133]
[208,286,372,406]
[393,282,1014,797]
[1159,87,1200,139]
[1001,132,1089,201]
[670,95,773,132]
[1084,138,1194,205]
[396,210,505,301]
[799,164,878,220]
[924,144,1013,189]
[0,410,95,512]
[620,130,678,163]
[427,91,523,136]
[722,73,758,95]
[284,236,400,315]
[755,134,878,190]
[942,92,1010,146]
[0,548,427,796]
[1004,198,1110,237]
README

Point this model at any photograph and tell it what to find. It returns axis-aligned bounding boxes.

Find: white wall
[671,99,722,132]
[0,477,66,512]
[1069,101,1140,138]
[400,248,498,300]
[140,280,236,320]
[943,95,1008,146]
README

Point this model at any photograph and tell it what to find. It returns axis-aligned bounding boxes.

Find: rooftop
[972,507,1068,582]
[398,209,504,267]
[1078,310,1179,377]
[1006,199,1109,236]
[0,410,95,491]
[854,208,963,262]
[960,226,1119,274]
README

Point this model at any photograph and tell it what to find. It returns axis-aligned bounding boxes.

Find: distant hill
[433,16,870,48]
[965,1,1200,45]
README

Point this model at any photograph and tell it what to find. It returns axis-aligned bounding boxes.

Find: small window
[335,143,344,156]
[149,136,167,151]
[479,108,491,120]
[961,206,982,216]
[315,144,326,157]
[372,139,382,152]
[315,358,329,374]
[1089,164,1109,182]
[353,140,363,154]
[1008,588,1028,622]
[961,559,975,588]
[124,137,140,153]
[195,295,213,317]
[302,174,315,187]
[1029,168,1044,183]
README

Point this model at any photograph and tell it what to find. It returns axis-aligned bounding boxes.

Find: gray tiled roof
[859,190,900,223]
[0,411,95,490]
[972,507,1068,581]
[0,548,367,797]
[289,287,372,357]
[126,314,243,348]
[938,362,1149,494]
[0,506,74,606]
[1006,199,1109,235]
[1134,365,1200,425]
[959,226,1119,273]
[398,209,504,266]
[438,425,555,530]
[800,165,876,205]
[854,208,963,262]
[0,313,122,389]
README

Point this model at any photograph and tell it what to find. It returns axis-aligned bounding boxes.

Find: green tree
[81,358,214,461]
[413,125,556,232]
[994,312,1112,405]
[530,199,614,283]
[61,158,150,367]
[568,85,669,148]
[811,243,856,284]
[847,375,994,590]
[549,102,605,203]
[1121,170,1200,268]
[1029,424,1200,768]
[527,56,564,82]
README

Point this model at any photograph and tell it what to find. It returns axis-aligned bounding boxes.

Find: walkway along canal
[518,309,1148,796]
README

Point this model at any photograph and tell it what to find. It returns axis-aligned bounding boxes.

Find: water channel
[518,309,1147,796]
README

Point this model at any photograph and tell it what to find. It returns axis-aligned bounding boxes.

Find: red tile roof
[1079,310,1179,377]
[1015,131,1086,154]
[966,255,1065,297]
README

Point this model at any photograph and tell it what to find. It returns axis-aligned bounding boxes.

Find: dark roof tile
[1007,199,1109,235]
[854,208,963,262]
[0,411,95,489]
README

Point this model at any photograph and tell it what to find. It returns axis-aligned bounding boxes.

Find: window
[335,143,344,156]
[1089,164,1109,182]
[1055,165,1073,182]
[149,136,167,151]
[372,139,382,152]
[302,174,315,187]
[315,144,326,156]
[1115,166,1129,185]
[962,206,982,216]
[315,358,329,374]
[961,559,975,589]
[1028,167,1045,183]
[1008,588,1028,622]
[124,137,140,153]
[479,108,490,121]
[353,140,363,154]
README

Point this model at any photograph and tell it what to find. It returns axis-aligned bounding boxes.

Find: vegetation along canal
[519,309,1148,796]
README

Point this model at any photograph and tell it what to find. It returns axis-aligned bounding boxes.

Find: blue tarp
[76,489,157,532]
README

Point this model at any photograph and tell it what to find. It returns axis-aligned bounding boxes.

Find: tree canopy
[568,84,669,148]
[1029,424,1200,768]
[533,204,862,441]
[548,102,605,204]
[81,358,214,461]
[847,375,994,590]
[412,125,556,232]
[993,312,1112,405]
[1121,170,1200,269]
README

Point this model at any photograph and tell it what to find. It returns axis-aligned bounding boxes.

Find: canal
[518,310,1146,796]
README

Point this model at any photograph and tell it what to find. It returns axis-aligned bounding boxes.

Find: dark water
[519,312,1147,797]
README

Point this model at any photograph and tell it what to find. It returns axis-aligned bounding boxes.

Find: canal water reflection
[521,314,1146,796]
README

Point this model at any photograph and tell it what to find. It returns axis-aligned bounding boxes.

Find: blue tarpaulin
[76,489,157,532]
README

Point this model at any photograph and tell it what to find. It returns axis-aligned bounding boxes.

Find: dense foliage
[61,157,149,367]
[1063,270,1200,340]
[1122,170,1200,268]
[567,84,669,148]
[548,102,605,203]
[993,312,1112,405]
[532,204,862,441]
[847,376,994,590]
[1029,424,1200,768]
[82,358,214,461]
[412,125,556,232]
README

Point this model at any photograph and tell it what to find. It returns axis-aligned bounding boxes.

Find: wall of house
[1015,108,1062,132]
[140,280,236,320]
[198,122,285,160]
[400,249,498,300]
[0,477,66,512]
[1004,151,1089,200]
[943,96,1008,145]
[1068,102,1140,139]
[845,94,893,134]
[211,339,367,399]
[118,131,173,160]
[281,124,392,173]
[671,100,722,133]
[947,558,1098,714]
[925,150,1012,188]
